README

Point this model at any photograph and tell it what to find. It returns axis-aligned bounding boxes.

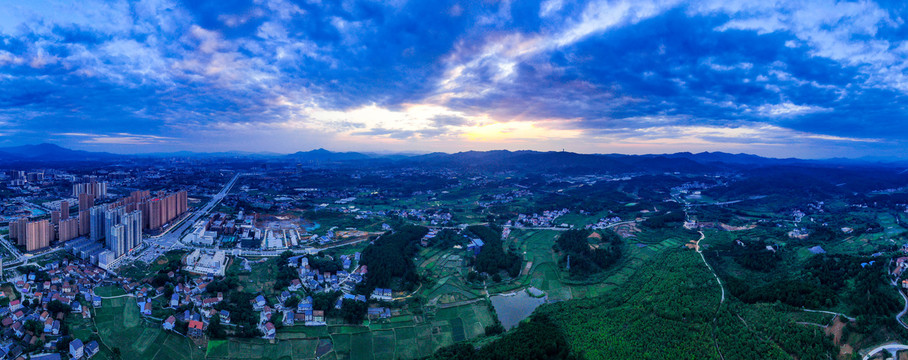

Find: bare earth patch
[1,285,16,301]
[825,315,846,345]
[685,240,699,251]
[825,315,852,359]
[719,223,757,231]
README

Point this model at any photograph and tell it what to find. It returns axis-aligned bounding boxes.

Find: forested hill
[433,249,838,360]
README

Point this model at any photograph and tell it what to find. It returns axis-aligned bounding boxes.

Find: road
[893,278,908,329]
[0,234,25,265]
[502,220,637,232]
[220,235,373,258]
[695,231,725,304]
[3,247,67,273]
[683,200,726,360]
[862,343,908,360]
[112,173,243,268]
[112,170,383,267]
[800,308,855,322]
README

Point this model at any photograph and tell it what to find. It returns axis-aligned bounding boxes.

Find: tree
[151,273,171,287]
[469,225,522,277]
[47,300,71,315]
[270,311,284,330]
[23,320,41,333]
[207,315,226,339]
[361,225,429,290]
[555,229,622,277]
[284,296,300,309]
[312,291,341,312]
[484,324,505,336]
[339,299,368,324]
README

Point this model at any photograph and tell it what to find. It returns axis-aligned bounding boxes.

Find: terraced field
[77,286,206,360]
[201,302,495,360]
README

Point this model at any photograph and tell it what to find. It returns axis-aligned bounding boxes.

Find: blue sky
[0,0,906,158]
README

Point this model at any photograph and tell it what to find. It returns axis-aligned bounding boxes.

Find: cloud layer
[0,0,906,158]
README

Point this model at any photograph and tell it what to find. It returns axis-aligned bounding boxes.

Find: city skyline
[1,1,907,158]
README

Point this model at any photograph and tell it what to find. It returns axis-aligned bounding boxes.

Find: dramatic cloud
[0,0,905,158]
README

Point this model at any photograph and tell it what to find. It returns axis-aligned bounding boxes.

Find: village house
[261,322,275,338]
[188,320,205,338]
[163,315,176,330]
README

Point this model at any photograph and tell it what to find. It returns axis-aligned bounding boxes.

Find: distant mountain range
[284,148,372,162]
[0,143,120,162]
[0,143,904,173]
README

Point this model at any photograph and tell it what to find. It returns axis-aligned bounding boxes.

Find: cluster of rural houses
[0,259,110,359]
[513,209,570,227]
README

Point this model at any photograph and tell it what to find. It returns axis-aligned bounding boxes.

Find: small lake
[490,288,547,330]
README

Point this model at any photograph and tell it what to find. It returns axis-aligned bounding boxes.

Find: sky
[0,0,907,158]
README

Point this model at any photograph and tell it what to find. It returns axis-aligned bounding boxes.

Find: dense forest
[641,209,685,229]
[715,302,836,360]
[703,166,908,204]
[431,315,576,360]
[554,229,622,277]
[468,225,522,278]
[361,224,428,291]
[429,229,468,248]
[450,250,722,359]
[435,249,841,359]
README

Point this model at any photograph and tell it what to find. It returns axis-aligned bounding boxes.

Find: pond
[490,287,547,330]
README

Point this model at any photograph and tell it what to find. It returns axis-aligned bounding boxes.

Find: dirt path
[801,308,856,322]
[695,231,725,304]
[692,230,726,360]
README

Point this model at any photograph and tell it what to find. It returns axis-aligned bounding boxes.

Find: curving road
[886,260,908,330]
[695,231,725,303]
[862,343,908,360]
[897,289,908,329]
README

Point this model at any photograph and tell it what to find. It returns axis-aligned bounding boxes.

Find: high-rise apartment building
[107,224,125,258]
[72,180,107,198]
[60,201,69,220]
[78,210,90,236]
[79,188,186,259]
[10,218,52,252]
[58,218,79,242]
[104,206,126,241]
[142,191,188,230]
[26,172,44,183]
[78,193,94,212]
[124,210,143,252]
[91,205,144,258]
[9,218,27,245]
[105,210,142,258]
[25,220,52,251]
[89,205,107,241]
[51,210,60,225]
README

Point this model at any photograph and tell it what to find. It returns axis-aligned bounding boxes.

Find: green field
[120,250,186,280]
[78,286,206,360]
[197,301,495,359]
